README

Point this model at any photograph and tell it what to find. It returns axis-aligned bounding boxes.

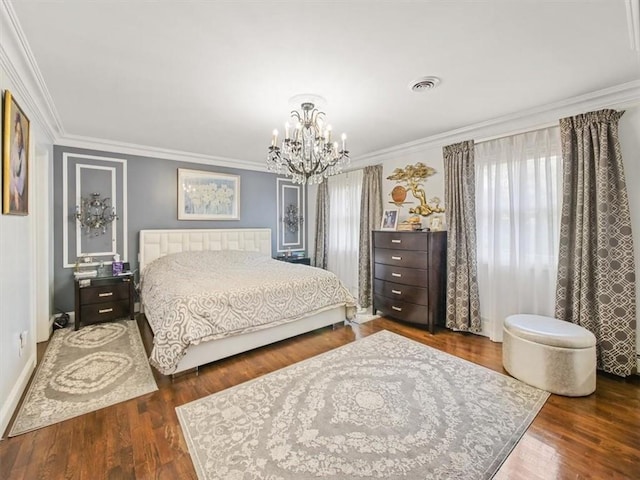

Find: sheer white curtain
[475,126,562,341]
[327,169,363,298]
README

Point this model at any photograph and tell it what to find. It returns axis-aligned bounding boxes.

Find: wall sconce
[282,204,304,233]
[75,193,117,235]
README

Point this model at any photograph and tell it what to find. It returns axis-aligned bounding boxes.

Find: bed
[139,228,355,375]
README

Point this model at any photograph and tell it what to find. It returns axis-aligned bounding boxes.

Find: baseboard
[0,352,36,439]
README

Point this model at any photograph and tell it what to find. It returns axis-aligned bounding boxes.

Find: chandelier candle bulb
[285,122,290,139]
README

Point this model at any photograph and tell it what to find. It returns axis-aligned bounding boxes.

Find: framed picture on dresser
[380,208,399,231]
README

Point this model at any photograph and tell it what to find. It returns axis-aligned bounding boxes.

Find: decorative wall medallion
[49,352,133,394]
[64,322,127,348]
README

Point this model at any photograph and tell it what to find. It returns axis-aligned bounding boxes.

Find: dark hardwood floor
[1,316,638,479]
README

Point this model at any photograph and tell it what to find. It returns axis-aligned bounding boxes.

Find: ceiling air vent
[409,76,441,93]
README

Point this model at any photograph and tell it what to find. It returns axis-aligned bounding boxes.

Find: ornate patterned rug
[9,320,157,437]
[177,330,549,479]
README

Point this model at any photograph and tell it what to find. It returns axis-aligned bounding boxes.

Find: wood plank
[0,316,638,479]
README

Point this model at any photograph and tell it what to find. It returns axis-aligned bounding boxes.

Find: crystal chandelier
[75,193,118,235]
[267,102,349,185]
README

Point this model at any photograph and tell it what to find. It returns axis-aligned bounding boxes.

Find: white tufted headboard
[138,228,272,273]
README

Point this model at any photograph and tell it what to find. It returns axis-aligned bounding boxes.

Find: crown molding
[353,80,640,166]
[57,134,270,173]
[0,0,64,143]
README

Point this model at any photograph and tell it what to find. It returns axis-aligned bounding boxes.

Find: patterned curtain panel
[555,109,636,377]
[358,165,383,308]
[313,180,330,269]
[443,140,481,332]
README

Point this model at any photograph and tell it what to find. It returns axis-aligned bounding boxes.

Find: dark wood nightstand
[275,256,311,265]
[74,274,134,330]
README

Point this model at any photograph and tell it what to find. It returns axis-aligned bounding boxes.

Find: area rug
[177,330,549,479]
[9,319,157,437]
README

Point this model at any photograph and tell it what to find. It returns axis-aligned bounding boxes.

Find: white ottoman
[502,314,596,397]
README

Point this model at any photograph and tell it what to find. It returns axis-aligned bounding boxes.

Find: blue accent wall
[53,146,297,312]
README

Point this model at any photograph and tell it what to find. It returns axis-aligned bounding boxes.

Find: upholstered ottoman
[502,314,596,396]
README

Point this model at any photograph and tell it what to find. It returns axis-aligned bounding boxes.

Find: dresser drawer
[373,231,428,251]
[374,295,429,325]
[80,300,130,325]
[374,248,429,269]
[79,281,130,305]
[374,263,427,286]
[374,279,429,305]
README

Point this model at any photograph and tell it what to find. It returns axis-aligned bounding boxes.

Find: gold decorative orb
[391,185,407,203]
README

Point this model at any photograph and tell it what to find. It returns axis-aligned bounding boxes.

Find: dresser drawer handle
[391,256,402,260]
[98,308,113,314]
[98,292,113,297]
[391,289,402,295]
[391,273,402,278]
[392,306,403,312]
[391,239,402,244]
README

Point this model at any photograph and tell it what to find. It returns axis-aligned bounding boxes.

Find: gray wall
[53,146,304,312]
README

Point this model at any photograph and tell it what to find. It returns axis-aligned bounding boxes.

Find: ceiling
[8,1,640,167]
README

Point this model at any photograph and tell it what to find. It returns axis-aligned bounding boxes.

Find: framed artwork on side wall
[2,90,30,215]
[178,168,240,220]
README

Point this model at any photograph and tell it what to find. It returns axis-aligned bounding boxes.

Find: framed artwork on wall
[2,90,30,215]
[380,208,399,231]
[178,168,240,220]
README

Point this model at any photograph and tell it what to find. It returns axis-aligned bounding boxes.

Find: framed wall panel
[62,153,127,268]
[276,178,305,253]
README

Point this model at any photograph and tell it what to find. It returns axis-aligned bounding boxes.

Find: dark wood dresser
[372,230,447,333]
[74,275,134,330]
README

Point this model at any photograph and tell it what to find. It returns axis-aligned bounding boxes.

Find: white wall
[381,147,446,228]
[0,66,37,436]
[0,1,56,434]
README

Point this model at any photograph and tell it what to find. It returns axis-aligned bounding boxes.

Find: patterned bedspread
[141,250,356,374]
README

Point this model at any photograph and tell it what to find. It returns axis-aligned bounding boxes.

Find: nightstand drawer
[373,231,428,251]
[374,263,427,286]
[374,279,429,305]
[374,248,428,269]
[80,300,130,325]
[79,282,130,305]
[373,294,429,325]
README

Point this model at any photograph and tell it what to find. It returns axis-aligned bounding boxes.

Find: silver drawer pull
[391,289,402,295]
[392,306,403,312]
[391,256,402,260]
[98,292,113,297]
[391,273,402,277]
[98,308,113,314]
[391,239,402,244]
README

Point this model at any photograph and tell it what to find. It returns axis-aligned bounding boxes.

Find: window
[327,170,363,298]
[475,126,562,341]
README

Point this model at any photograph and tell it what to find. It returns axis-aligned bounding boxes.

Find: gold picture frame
[2,90,30,215]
